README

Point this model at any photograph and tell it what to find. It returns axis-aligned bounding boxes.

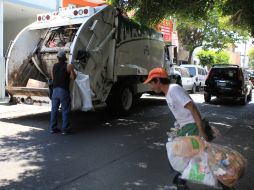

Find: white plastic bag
[70,80,82,110]
[172,136,206,157]
[166,141,190,173]
[70,72,94,111]
[181,152,219,187]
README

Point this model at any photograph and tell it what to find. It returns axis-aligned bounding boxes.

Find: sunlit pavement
[0,92,253,190]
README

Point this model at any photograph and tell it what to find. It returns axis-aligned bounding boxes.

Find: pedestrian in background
[50,50,76,135]
[144,67,213,190]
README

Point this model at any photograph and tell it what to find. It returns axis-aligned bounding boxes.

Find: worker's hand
[199,130,209,141]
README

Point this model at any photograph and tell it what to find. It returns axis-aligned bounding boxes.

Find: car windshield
[175,68,190,77]
[247,70,254,77]
[210,68,238,80]
[185,67,196,76]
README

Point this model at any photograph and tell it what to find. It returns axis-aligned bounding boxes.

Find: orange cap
[144,67,168,84]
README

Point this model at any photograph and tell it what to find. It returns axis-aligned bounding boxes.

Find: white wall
[0,0,4,99]
[8,0,58,11]
[3,17,35,54]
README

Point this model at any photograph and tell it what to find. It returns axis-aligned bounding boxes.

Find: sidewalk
[0,97,51,119]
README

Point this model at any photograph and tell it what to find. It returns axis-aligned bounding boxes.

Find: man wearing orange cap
[144,67,213,190]
[144,67,209,139]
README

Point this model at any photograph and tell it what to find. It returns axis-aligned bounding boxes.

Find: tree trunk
[188,48,195,64]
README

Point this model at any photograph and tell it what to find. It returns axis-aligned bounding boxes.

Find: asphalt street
[0,93,253,190]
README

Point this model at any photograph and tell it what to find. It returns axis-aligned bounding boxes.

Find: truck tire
[204,93,211,103]
[106,84,134,115]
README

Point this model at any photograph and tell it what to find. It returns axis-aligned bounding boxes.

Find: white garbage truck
[5,5,166,114]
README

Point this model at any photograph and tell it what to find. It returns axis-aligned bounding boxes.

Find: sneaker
[173,173,189,190]
[61,129,71,135]
[50,128,61,134]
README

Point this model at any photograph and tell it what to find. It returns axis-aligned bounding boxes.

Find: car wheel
[204,93,211,103]
[247,90,252,101]
[192,84,196,93]
[240,95,247,105]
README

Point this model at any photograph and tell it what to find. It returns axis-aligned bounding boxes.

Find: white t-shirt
[166,84,195,127]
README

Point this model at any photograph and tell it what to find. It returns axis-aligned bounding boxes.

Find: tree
[214,51,230,65]
[220,0,254,36]
[197,50,230,68]
[247,46,254,69]
[196,50,216,68]
[106,0,215,27]
[107,1,248,64]
[107,0,254,38]
[177,8,247,64]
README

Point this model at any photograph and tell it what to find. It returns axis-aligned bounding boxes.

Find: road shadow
[0,96,174,190]
[0,95,253,190]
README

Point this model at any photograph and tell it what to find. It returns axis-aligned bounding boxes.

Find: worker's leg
[60,88,71,133]
[50,88,60,132]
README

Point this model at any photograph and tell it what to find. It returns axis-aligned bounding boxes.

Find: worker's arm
[67,64,77,80]
[185,101,208,140]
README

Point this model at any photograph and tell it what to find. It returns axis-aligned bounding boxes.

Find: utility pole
[0,0,5,100]
[243,42,247,68]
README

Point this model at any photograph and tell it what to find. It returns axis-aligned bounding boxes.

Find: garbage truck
[5,5,166,114]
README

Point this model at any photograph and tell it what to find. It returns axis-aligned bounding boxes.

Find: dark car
[204,64,253,105]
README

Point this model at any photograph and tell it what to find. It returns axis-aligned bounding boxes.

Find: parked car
[204,64,253,105]
[180,64,208,92]
[168,64,195,93]
[246,69,254,86]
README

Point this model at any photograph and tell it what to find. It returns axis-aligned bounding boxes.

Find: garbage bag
[172,136,206,157]
[70,79,82,110]
[166,141,190,173]
[206,143,247,187]
[181,152,219,187]
[70,72,94,111]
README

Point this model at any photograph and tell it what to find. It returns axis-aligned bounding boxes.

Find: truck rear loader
[6,5,166,114]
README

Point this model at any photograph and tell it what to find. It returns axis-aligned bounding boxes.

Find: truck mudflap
[6,87,49,97]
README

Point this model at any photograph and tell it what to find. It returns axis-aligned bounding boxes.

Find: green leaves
[196,50,230,67]
[220,0,254,35]
[106,0,250,64]
[107,0,254,38]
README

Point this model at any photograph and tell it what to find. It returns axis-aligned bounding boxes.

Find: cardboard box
[26,79,47,88]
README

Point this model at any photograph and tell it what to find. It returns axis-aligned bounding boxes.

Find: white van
[168,64,195,92]
[180,64,208,91]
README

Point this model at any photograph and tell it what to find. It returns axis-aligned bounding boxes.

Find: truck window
[198,68,202,75]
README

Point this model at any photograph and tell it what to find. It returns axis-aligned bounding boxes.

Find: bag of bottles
[206,143,247,187]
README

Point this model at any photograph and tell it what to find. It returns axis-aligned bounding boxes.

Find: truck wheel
[106,84,134,115]
[204,93,211,103]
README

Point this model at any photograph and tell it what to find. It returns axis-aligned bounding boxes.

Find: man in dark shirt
[50,50,76,135]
